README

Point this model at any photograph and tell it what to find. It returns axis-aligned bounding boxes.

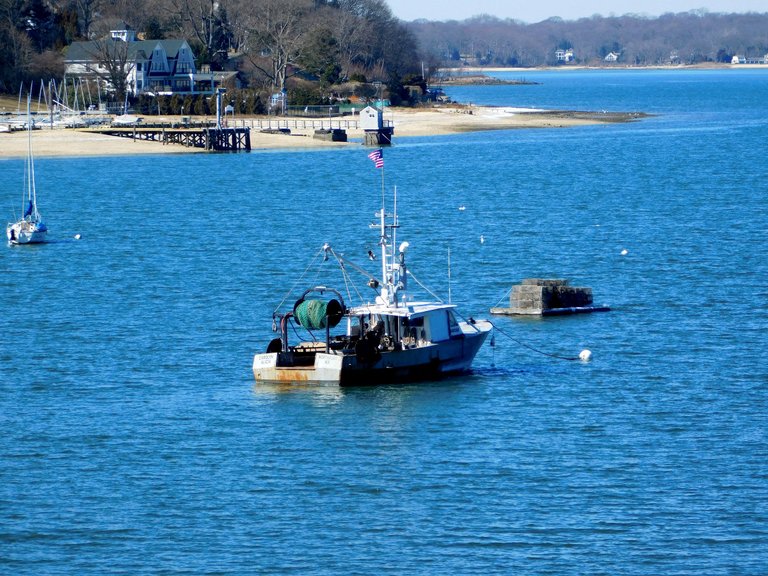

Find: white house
[739,53,768,64]
[110,27,136,43]
[555,49,574,63]
[604,52,619,62]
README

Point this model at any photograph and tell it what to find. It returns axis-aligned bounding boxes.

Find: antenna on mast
[448,246,452,304]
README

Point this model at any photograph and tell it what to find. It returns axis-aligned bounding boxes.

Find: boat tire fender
[266,338,282,353]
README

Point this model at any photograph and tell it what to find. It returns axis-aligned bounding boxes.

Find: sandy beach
[0,105,644,159]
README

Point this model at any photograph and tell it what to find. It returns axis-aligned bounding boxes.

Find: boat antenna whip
[405,269,444,303]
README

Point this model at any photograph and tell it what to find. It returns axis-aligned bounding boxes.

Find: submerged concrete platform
[491,278,610,316]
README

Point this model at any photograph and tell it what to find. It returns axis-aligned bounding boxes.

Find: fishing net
[294,299,343,330]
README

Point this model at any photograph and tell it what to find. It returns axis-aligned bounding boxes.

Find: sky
[385,1,767,23]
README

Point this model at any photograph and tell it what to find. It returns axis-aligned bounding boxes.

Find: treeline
[406,11,768,67]
[4,2,767,106]
[0,0,422,104]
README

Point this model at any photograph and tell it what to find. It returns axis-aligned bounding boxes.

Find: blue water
[2,69,767,574]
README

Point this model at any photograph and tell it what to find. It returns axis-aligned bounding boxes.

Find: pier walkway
[85,117,377,152]
[88,125,251,151]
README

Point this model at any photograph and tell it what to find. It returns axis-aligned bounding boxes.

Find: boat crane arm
[333,252,382,291]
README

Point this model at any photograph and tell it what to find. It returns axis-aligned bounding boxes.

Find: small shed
[360,105,393,146]
[360,106,383,130]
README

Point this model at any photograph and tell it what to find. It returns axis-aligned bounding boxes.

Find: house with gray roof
[65,30,241,97]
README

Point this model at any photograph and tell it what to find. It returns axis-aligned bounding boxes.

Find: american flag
[367,148,384,168]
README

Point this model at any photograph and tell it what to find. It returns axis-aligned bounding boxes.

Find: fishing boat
[7,96,48,245]
[252,152,492,386]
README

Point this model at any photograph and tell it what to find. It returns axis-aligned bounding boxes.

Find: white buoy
[620,248,628,255]
[579,349,592,362]
[480,235,485,244]
[74,234,81,240]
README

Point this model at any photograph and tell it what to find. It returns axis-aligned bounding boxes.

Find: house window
[151,50,165,72]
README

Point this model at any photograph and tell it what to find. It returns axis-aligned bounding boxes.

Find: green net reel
[293,298,344,330]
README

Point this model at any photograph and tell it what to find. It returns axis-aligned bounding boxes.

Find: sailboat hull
[7,220,47,244]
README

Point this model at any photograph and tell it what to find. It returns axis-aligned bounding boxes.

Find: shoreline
[0,106,646,159]
[442,63,768,73]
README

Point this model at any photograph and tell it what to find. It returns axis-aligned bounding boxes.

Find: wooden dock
[90,125,251,151]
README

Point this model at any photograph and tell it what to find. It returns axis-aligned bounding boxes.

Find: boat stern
[7,220,47,244]
[253,351,344,384]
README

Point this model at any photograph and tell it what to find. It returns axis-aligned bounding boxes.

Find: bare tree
[76,0,100,38]
[327,5,374,78]
[0,27,33,91]
[0,0,35,89]
[177,0,216,52]
[98,0,152,36]
[82,37,134,107]
[159,0,231,61]
[244,0,313,93]
[220,0,251,53]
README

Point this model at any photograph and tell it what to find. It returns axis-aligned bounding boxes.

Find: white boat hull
[253,322,491,386]
[7,220,47,244]
[253,351,344,383]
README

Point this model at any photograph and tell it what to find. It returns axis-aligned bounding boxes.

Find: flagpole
[379,155,387,291]
[367,148,387,282]
[381,161,387,224]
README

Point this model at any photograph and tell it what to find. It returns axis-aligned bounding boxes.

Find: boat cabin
[341,303,462,351]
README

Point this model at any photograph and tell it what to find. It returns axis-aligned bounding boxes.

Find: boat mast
[378,158,387,271]
[448,246,452,304]
[377,157,391,305]
[24,93,38,221]
[373,152,406,308]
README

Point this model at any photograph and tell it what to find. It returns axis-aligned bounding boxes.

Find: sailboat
[252,150,493,386]
[7,95,48,245]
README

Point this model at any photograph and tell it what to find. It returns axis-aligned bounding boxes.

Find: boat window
[348,316,363,337]
[448,309,462,336]
[425,310,450,342]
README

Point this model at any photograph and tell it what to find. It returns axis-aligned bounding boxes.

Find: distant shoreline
[441,62,768,73]
[0,106,648,159]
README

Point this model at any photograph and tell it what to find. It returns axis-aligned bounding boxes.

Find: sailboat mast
[26,93,38,220]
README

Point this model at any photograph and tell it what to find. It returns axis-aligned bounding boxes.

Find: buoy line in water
[488,321,591,362]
